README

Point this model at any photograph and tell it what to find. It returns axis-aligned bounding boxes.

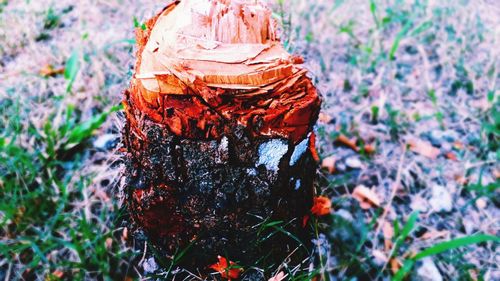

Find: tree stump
[122,0,321,270]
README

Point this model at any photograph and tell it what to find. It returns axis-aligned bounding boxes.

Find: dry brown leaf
[363,143,376,154]
[40,64,64,77]
[105,237,113,250]
[321,156,336,174]
[454,175,469,185]
[382,221,394,250]
[352,185,381,209]
[445,151,458,161]
[318,112,332,123]
[51,270,64,279]
[390,258,402,275]
[420,230,449,240]
[336,134,359,151]
[453,141,465,150]
[407,138,440,159]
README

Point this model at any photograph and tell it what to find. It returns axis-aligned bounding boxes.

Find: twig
[374,143,407,238]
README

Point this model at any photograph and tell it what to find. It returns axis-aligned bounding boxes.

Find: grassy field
[0,0,499,280]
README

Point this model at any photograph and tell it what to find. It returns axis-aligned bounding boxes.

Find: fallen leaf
[268,271,286,281]
[40,64,64,77]
[445,152,457,161]
[420,230,449,240]
[318,112,332,123]
[407,138,440,159]
[390,258,402,275]
[51,270,64,279]
[311,196,332,216]
[363,143,376,154]
[105,237,113,250]
[209,256,242,280]
[352,185,381,209]
[336,134,359,151]
[382,221,394,250]
[321,156,336,174]
[453,141,464,150]
[454,175,469,185]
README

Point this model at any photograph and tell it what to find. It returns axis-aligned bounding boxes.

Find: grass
[1,0,499,280]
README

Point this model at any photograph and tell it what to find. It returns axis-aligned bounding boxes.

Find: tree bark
[122,0,321,269]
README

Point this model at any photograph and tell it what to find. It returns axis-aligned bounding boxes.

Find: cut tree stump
[122,0,321,270]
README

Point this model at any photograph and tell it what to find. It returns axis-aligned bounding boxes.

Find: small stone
[345,156,363,169]
[414,258,443,281]
[142,257,158,274]
[411,195,429,212]
[93,134,117,150]
[428,130,459,147]
[335,209,354,222]
[429,184,453,213]
[475,197,487,209]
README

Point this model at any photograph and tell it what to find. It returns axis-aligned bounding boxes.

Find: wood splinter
[122,0,321,271]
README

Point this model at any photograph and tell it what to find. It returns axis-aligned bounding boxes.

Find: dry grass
[0,0,499,280]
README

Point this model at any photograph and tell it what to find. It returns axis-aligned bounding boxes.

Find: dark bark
[123,89,317,268]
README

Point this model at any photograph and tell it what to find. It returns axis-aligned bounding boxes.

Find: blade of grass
[413,234,499,260]
[64,49,81,93]
[393,234,499,280]
[389,20,413,60]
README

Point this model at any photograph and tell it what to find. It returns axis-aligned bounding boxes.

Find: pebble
[93,133,118,150]
[429,184,453,213]
[345,156,363,169]
[428,130,459,146]
[414,258,443,281]
[142,257,158,273]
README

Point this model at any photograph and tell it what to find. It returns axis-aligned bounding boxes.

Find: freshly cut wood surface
[127,0,321,143]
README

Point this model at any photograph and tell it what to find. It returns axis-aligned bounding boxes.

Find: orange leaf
[363,143,376,154]
[407,138,440,159]
[40,64,64,77]
[445,151,457,161]
[352,185,381,209]
[390,258,402,275]
[336,134,359,152]
[209,256,242,280]
[321,156,336,174]
[51,270,64,279]
[311,196,332,216]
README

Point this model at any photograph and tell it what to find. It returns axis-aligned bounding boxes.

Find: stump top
[136,0,298,94]
[128,0,321,142]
